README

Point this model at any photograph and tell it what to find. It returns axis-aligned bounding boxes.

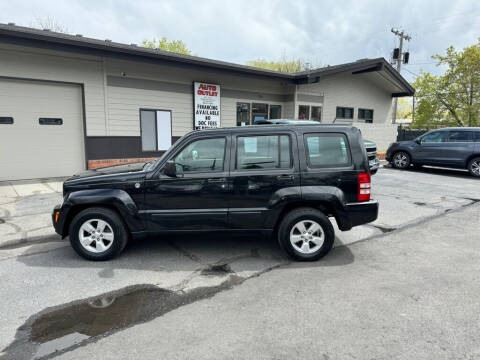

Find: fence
[396,127,428,141]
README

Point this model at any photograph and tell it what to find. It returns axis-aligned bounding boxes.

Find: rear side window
[305,133,351,168]
[236,135,291,170]
[475,132,480,142]
[447,131,474,142]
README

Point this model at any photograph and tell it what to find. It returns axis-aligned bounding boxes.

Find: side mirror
[163,160,177,177]
[415,138,421,145]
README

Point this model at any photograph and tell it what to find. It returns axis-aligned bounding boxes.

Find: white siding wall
[105,58,292,136]
[0,44,106,135]
[298,73,393,124]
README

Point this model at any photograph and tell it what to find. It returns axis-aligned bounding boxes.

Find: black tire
[391,151,411,169]
[277,207,334,261]
[371,169,378,175]
[468,157,480,178]
[69,207,128,261]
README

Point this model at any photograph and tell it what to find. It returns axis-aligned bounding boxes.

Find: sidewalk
[0,179,64,248]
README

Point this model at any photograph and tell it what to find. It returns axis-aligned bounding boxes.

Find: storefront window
[269,105,282,120]
[252,103,268,123]
[236,103,250,126]
[298,105,310,120]
[311,106,322,121]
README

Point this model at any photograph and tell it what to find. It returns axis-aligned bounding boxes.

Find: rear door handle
[207,178,227,183]
[276,174,294,180]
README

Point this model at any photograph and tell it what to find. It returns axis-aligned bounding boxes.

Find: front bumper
[52,204,68,237]
[369,158,380,172]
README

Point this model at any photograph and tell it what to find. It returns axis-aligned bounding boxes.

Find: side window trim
[304,132,352,169]
[233,133,294,172]
[168,135,228,175]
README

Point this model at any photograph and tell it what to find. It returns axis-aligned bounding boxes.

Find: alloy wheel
[289,220,325,254]
[472,160,480,176]
[78,219,114,253]
[393,153,409,168]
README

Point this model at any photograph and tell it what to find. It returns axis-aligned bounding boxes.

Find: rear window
[305,133,351,168]
[447,131,474,142]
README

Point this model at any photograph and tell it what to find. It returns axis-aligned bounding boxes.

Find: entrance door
[143,134,231,231]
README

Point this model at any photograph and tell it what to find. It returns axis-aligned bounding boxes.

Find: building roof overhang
[0,23,414,96]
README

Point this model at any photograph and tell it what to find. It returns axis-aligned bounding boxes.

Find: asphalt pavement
[0,166,479,360]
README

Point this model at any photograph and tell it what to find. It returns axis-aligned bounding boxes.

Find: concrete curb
[0,229,61,250]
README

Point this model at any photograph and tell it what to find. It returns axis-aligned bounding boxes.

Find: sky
[1,0,480,82]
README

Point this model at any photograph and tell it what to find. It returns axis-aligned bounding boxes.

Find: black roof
[0,23,414,95]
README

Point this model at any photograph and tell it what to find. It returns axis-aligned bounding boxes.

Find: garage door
[0,78,85,180]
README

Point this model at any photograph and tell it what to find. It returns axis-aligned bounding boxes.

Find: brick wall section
[88,157,156,170]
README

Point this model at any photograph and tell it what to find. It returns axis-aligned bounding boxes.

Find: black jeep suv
[52,125,378,261]
[386,127,480,177]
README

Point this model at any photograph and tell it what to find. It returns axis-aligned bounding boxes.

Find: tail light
[358,173,371,202]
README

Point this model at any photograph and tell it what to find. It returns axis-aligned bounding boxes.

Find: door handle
[276,174,294,180]
[207,178,227,183]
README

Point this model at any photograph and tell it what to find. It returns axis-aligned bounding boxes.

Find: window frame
[233,133,293,172]
[170,135,228,175]
[139,108,172,152]
[358,108,374,123]
[336,107,354,120]
[303,132,352,169]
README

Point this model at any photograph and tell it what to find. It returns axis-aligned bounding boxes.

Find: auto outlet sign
[194,82,221,129]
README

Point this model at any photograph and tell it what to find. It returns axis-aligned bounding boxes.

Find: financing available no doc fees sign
[194,82,220,129]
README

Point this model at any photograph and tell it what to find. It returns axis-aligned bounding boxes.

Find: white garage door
[0,78,85,181]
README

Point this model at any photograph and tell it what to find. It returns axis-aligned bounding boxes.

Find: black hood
[68,162,147,180]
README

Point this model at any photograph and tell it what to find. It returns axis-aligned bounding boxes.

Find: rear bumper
[336,200,379,231]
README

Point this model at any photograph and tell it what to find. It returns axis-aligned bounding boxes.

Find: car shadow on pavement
[15,233,355,274]
[384,164,474,180]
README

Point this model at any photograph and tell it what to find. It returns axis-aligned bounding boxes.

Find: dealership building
[0,23,414,181]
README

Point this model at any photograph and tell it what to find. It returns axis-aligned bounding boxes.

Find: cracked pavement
[0,166,479,359]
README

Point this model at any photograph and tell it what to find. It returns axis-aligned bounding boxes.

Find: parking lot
[0,165,479,360]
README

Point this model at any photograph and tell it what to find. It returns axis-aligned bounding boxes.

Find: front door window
[174,137,226,174]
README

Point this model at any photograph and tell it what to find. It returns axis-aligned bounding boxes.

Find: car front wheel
[392,151,411,169]
[278,207,334,261]
[468,157,480,178]
[69,207,128,261]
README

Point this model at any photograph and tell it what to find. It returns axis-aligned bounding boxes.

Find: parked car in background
[253,119,380,174]
[52,124,378,262]
[386,127,480,177]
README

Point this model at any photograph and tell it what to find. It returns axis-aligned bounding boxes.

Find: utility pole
[391,28,411,124]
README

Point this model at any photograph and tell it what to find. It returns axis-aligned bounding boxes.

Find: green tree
[246,55,307,73]
[412,41,480,128]
[142,37,191,55]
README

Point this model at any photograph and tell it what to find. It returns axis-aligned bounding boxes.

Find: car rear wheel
[278,207,334,261]
[468,157,480,178]
[392,151,411,169]
[69,207,128,261]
